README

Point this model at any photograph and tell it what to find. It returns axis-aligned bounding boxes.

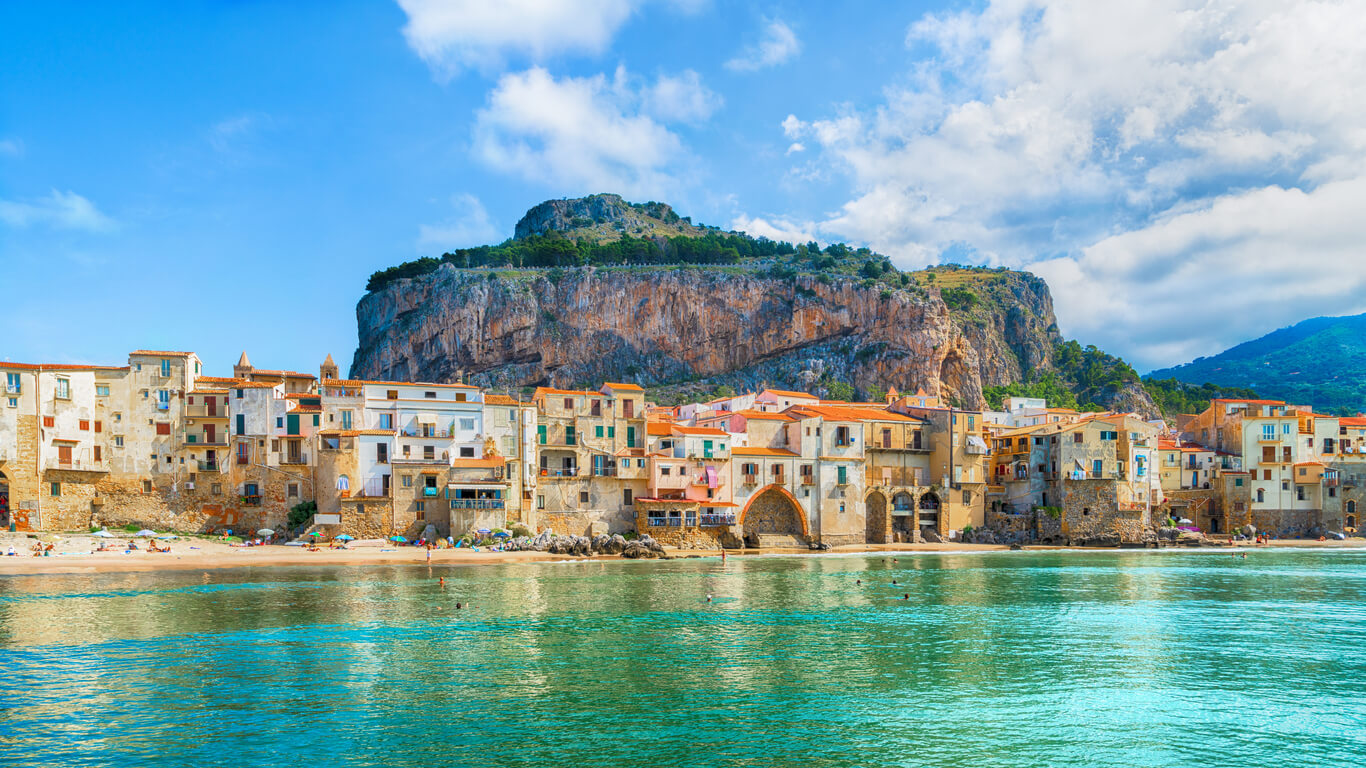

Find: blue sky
[4,1,1366,377]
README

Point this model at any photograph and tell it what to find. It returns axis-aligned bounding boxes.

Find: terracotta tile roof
[534,386,598,398]
[1339,417,1366,427]
[788,404,921,423]
[451,456,505,468]
[130,350,195,357]
[318,429,396,437]
[191,389,229,395]
[602,382,644,391]
[730,447,800,457]
[195,376,241,384]
[670,425,730,437]
[229,382,278,389]
[483,394,521,405]
[760,388,817,399]
[731,409,796,421]
[0,362,129,371]
[647,422,674,436]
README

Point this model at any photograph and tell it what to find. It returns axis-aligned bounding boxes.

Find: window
[387,390,398,400]
[455,392,467,402]
[579,491,589,503]
[5,373,19,394]
[661,466,671,476]
[160,359,171,377]
[623,489,633,506]
[1283,423,1292,435]
[341,410,353,429]
[459,446,475,458]
[1262,424,1276,440]
[155,422,171,435]
[236,388,244,398]
[402,475,413,488]
[537,425,547,444]
[93,445,101,462]
[459,418,475,431]
[6,398,14,408]
[1257,489,1265,502]
[79,420,89,431]
[415,502,426,517]
[276,417,284,429]
[271,439,280,452]
[1099,431,1117,440]
[288,483,299,497]
[1073,433,1083,443]
[564,397,574,410]
[114,436,124,447]
[377,443,388,463]
[424,391,436,399]
[55,378,70,399]
[379,413,393,430]
[837,465,848,485]
[51,482,61,496]
[1263,470,1271,480]
[1234,478,1244,487]
[565,426,576,445]
[537,495,546,510]
[42,416,54,428]
[1092,459,1103,475]
[1281,480,1289,491]
[96,384,109,397]
[143,480,153,493]
[608,426,615,438]
[595,425,604,438]
[94,420,102,433]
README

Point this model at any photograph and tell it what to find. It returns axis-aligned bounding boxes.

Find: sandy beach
[1,531,1362,575]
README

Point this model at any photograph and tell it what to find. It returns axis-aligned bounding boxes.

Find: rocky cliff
[351,264,1070,409]
[352,195,1160,415]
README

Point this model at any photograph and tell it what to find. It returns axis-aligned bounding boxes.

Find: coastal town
[0,348,1361,550]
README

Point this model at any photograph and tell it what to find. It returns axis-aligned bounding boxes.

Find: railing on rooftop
[449,498,505,510]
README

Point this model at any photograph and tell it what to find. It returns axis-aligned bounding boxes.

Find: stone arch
[918,492,941,532]
[865,490,889,544]
[740,484,809,541]
[0,469,8,530]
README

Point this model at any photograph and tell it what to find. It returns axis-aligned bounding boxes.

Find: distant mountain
[1148,313,1366,415]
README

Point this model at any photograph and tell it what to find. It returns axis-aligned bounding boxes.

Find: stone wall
[1249,508,1322,538]
[1059,479,1148,545]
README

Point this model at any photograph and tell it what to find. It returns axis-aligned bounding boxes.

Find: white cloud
[782,0,1366,368]
[396,0,636,76]
[417,193,501,250]
[725,18,799,72]
[729,213,818,245]
[0,190,114,232]
[785,142,805,155]
[643,69,722,123]
[473,66,713,198]
[0,138,22,157]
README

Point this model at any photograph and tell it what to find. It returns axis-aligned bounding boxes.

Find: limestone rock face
[350,264,1147,413]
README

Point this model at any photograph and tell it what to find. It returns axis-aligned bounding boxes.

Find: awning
[416,412,439,424]
[967,435,989,451]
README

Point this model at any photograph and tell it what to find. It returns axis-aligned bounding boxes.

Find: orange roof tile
[670,425,730,437]
[534,386,597,398]
[483,394,521,405]
[451,457,505,468]
[760,388,817,399]
[730,447,800,457]
[731,409,796,421]
[130,350,195,357]
[788,404,920,423]
[647,422,674,436]
[602,382,644,391]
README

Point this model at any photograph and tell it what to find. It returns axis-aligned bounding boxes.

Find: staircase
[753,533,808,549]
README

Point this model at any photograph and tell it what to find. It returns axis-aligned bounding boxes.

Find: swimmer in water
[707,594,713,603]
[440,577,445,587]
[455,602,462,610]
[856,579,862,585]
[892,579,898,585]
[902,594,909,600]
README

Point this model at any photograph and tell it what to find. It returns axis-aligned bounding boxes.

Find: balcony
[541,468,579,478]
[241,494,262,507]
[700,513,737,526]
[393,455,449,466]
[44,457,108,472]
[449,498,505,510]
[646,516,684,527]
[801,475,815,485]
[196,460,224,472]
[185,405,228,419]
[591,466,619,477]
[741,473,757,485]
[770,473,786,485]
[4,385,19,395]
[279,454,310,465]
[867,469,923,487]
[422,486,440,497]
[183,435,229,447]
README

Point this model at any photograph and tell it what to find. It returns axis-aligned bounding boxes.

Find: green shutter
[608,426,615,438]
[595,425,604,438]
[566,426,576,445]
[838,466,847,485]
[538,425,547,444]
[312,415,319,427]
[287,414,300,435]
[626,426,636,448]
[703,439,713,458]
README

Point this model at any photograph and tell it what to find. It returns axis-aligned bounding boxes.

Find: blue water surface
[2,549,1365,767]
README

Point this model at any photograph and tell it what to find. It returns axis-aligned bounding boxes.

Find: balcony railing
[449,498,505,510]
[44,458,108,472]
[241,494,262,507]
[646,516,684,527]
[700,514,737,526]
[541,468,578,477]
[422,486,440,497]
[279,454,309,465]
[801,475,815,485]
[196,460,224,472]
[741,474,757,485]
[591,466,619,477]
[393,455,448,466]
[185,405,227,418]
[183,435,229,447]
[4,385,20,395]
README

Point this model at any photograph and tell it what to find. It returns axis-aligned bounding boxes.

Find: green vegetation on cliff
[1148,313,1366,415]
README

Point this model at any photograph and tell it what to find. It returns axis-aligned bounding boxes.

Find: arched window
[1256,489,1265,503]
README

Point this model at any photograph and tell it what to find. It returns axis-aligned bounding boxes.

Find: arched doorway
[1348,500,1357,530]
[891,491,916,541]
[918,492,941,535]
[741,486,808,547]
[0,470,8,530]
[865,491,888,544]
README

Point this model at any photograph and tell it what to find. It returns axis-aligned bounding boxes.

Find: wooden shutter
[156,422,171,435]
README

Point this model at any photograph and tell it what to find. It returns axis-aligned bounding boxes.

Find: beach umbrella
[309,531,321,537]
[257,528,275,537]
[92,530,114,538]
[389,535,407,543]
[493,531,510,538]
[476,528,491,535]
[335,534,354,541]
[135,529,157,537]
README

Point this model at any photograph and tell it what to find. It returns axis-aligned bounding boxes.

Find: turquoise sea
[2,549,1365,767]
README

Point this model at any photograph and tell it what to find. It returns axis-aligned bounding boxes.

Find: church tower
[320,353,339,382]
[233,350,253,379]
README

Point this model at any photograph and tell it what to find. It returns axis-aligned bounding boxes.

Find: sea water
[2,549,1365,767]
